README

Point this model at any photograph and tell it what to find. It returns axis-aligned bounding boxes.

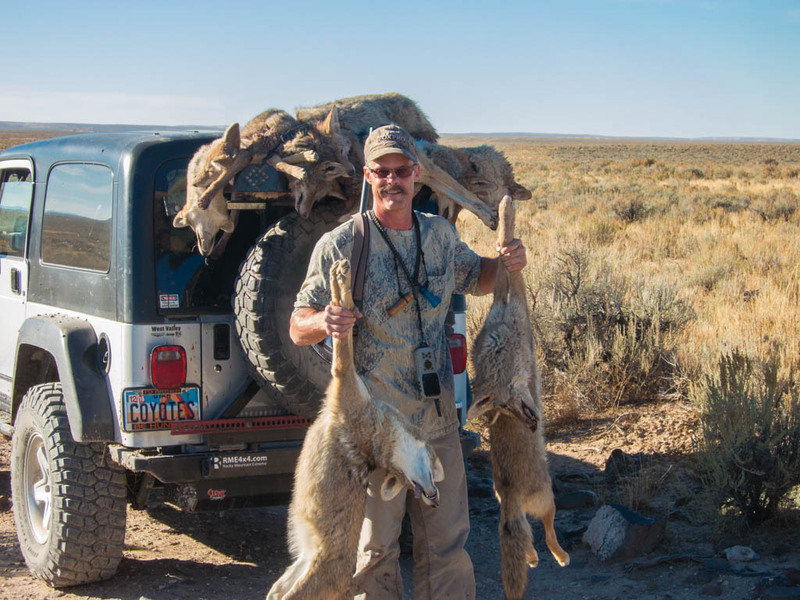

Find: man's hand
[497,238,527,272]
[323,305,362,339]
[477,238,528,294]
[291,305,363,345]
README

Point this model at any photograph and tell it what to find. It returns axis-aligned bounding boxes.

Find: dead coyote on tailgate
[298,93,499,229]
[267,259,443,600]
[173,107,353,255]
[468,197,569,600]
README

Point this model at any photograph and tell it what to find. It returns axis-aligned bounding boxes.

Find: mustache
[379,184,406,194]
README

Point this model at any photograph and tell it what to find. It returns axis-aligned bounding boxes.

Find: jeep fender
[14,315,115,442]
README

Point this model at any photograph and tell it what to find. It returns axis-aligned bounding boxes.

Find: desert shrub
[680,167,706,180]
[532,246,694,409]
[750,194,798,222]
[695,349,800,528]
[702,194,751,213]
[629,157,656,168]
[687,262,733,293]
[611,198,650,223]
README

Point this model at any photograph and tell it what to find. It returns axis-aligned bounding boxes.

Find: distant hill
[2,121,798,143]
[0,121,222,133]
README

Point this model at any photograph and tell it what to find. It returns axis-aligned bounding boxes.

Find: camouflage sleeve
[293,222,353,313]
[448,223,483,296]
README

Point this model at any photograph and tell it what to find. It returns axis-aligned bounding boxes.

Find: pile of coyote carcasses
[173,92,532,255]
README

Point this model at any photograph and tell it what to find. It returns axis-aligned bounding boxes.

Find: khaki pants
[353,429,475,599]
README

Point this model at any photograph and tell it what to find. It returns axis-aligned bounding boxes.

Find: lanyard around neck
[368,210,428,344]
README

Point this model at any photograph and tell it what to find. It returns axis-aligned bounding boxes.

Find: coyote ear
[380,474,406,501]
[222,122,241,154]
[466,392,494,421]
[173,211,188,228]
[220,217,236,233]
[432,455,445,483]
[511,182,532,200]
[319,106,340,135]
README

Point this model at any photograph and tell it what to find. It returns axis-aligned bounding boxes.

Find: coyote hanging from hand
[469,196,569,600]
[267,259,443,600]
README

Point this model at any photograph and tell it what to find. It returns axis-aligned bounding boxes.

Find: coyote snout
[267,258,443,600]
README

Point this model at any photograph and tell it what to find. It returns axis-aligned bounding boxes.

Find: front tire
[10,383,127,587]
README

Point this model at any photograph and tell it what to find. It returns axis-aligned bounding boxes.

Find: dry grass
[448,135,800,405]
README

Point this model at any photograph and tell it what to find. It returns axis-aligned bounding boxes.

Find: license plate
[122,387,201,432]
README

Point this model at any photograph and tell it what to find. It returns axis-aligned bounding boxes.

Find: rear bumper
[110,442,303,483]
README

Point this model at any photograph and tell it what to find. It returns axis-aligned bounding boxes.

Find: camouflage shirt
[294,211,483,438]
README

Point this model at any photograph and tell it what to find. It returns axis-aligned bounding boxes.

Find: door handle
[10,267,20,294]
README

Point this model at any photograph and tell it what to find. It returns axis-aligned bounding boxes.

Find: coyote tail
[499,504,536,600]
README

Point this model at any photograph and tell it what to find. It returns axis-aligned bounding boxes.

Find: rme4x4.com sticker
[210,453,270,471]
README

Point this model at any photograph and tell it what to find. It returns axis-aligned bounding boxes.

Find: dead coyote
[173,107,352,255]
[266,259,444,600]
[468,197,569,600]
[417,142,532,224]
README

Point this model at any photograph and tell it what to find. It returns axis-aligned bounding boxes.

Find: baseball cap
[363,124,418,164]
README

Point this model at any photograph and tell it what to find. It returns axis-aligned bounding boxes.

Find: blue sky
[2,0,798,138]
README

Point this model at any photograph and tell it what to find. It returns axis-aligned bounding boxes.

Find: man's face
[365,153,420,219]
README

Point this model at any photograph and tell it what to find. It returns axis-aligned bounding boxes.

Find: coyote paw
[330,259,353,309]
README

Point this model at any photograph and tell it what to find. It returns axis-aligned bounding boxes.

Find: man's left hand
[497,238,527,272]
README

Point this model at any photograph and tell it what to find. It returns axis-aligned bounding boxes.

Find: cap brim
[365,148,417,163]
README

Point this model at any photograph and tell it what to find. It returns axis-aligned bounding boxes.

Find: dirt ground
[2,401,799,600]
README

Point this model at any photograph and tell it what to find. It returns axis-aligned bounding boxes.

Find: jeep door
[0,159,33,401]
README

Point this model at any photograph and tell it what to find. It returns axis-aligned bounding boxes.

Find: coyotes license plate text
[123,388,201,431]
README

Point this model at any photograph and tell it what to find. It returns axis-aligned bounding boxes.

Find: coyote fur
[266,259,444,600]
[417,142,532,224]
[297,93,499,229]
[174,108,353,255]
[468,197,569,600]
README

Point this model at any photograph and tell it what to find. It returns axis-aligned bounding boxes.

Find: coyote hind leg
[541,501,570,567]
[329,259,353,310]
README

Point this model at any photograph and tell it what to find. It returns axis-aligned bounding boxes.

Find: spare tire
[234,199,350,418]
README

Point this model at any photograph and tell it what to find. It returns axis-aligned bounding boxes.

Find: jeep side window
[41,163,113,272]
[0,168,33,258]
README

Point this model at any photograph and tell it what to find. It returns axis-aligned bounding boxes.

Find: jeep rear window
[154,159,261,314]
[41,163,113,271]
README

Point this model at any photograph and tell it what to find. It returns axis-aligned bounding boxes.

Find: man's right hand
[290,305,362,346]
[323,304,362,338]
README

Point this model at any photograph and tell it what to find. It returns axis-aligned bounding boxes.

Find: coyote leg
[541,502,570,567]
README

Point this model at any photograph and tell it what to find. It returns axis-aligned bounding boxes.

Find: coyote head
[418,143,531,226]
[173,133,239,256]
[284,106,356,217]
[467,379,541,432]
[461,145,532,210]
[380,426,445,508]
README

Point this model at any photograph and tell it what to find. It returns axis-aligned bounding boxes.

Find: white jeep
[0,129,471,587]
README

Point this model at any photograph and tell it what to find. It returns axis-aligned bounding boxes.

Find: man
[290,124,527,599]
